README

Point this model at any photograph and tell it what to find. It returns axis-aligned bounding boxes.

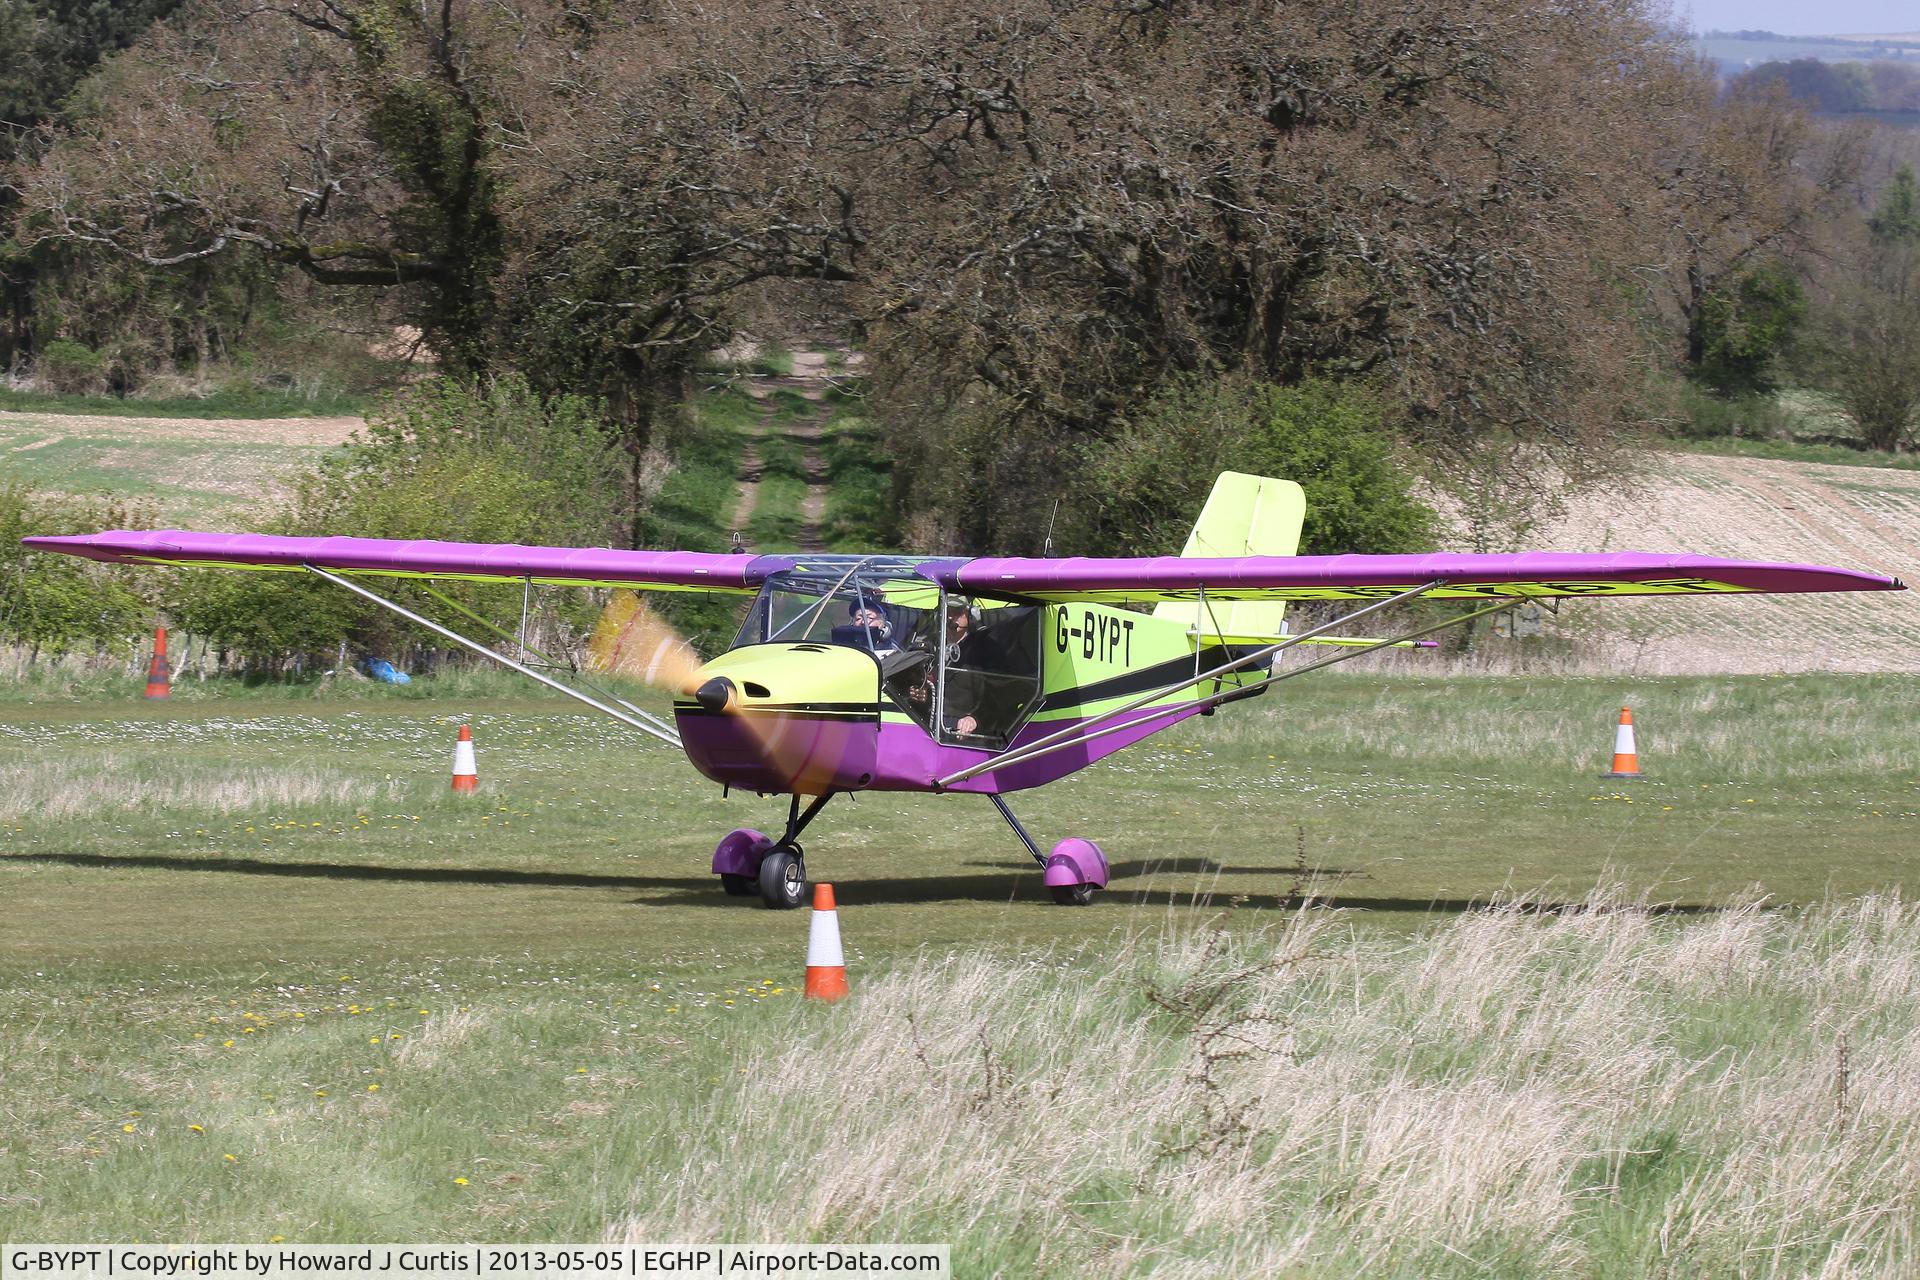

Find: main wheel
[757,844,807,909]
[719,873,755,897]
[1050,882,1097,907]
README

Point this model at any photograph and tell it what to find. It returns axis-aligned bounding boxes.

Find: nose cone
[693,676,735,714]
[675,644,882,794]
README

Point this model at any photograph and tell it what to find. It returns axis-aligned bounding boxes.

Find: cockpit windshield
[733,569,940,660]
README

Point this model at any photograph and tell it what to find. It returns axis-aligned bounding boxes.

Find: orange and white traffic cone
[804,883,849,1003]
[143,626,171,700]
[1605,706,1644,778]
[451,723,478,793]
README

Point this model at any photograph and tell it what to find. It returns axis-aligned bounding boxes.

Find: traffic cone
[451,724,478,793]
[1604,706,1644,778]
[804,883,849,1003]
[143,627,171,700]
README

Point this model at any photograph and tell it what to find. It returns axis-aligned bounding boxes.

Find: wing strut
[306,565,683,747]
[936,583,1522,788]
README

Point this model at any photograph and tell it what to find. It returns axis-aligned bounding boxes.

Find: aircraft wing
[932,551,1906,603]
[21,529,790,594]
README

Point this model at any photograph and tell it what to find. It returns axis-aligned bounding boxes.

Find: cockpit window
[933,598,1042,747]
[732,568,1041,747]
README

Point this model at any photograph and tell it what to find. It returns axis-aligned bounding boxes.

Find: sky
[1672,1,1919,36]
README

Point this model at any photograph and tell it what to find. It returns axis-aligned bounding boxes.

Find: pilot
[843,599,898,657]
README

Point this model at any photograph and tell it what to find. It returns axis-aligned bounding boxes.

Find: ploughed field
[1,673,1917,1272]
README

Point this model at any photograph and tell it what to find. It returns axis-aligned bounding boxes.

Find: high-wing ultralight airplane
[26,472,1905,908]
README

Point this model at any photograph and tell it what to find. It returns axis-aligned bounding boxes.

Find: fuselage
[672,560,1268,795]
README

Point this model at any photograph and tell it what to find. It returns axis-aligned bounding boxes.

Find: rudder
[1152,472,1303,642]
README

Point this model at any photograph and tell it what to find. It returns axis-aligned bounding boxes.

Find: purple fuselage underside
[675,705,1204,796]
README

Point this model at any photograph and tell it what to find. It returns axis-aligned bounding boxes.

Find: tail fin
[1153,472,1304,642]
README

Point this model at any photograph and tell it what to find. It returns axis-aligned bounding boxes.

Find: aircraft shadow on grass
[5,851,1722,916]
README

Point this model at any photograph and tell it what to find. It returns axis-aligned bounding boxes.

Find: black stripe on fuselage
[672,701,880,722]
[1036,646,1268,714]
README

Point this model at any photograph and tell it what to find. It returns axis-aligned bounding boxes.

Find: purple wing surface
[933,552,1906,603]
[21,529,792,593]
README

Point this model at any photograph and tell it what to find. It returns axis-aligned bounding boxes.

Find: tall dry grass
[613,893,1920,1277]
[0,754,402,821]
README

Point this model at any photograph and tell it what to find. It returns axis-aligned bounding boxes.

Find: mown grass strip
[1661,436,1920,471]
[820,399,892,552]
[635,387,756,555]
[0,385,372,419]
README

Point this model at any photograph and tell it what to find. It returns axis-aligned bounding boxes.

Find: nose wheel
[712,793,830,909]
[757,843,807,909]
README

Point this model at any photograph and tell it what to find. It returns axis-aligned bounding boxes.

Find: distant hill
[1695,29,1920,77]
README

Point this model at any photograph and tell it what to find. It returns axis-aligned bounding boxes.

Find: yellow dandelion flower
[270,1237,285,1244]
[389,1033,401,1040]
[453,1177,469,1186]
[366,1084,380,1093]
[189,1124,204,1132]
[575,1067,587,1074]
[122,1123,136,1133]
[223,1153,237,1162]
[223,1039,236,1048]
[314,1090,328,1098]
[368,1037,381,1045]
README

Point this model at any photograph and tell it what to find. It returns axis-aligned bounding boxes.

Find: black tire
[1050,882,1096,907]
[719,873,755,897]
[757,845,807,909]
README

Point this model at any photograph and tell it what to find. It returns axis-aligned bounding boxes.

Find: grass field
[0,411,358,522]
[2,671,1917,1267]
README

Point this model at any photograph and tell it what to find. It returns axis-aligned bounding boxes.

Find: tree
[1655,80,1857,399]
[15,2,502,368]
[1817,164,1920,452]
[1732,60,1874,114]
[1072,375,1433,560]
[1690,263,1806,398]
[0,0,187,365]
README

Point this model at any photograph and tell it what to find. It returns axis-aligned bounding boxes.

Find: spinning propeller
[585,591,826,787]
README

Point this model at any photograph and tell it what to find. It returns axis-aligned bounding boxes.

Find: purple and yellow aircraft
[26,473,1904,908]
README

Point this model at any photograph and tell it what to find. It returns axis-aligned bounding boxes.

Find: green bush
[1691,264,1805,399]
[173,374,629,663]
[36,338,109,395]
[1072,374,1434,557]
[0,483,158,653]
[1668,381,1799,442]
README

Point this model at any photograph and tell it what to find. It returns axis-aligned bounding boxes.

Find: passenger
[935,601,987,737]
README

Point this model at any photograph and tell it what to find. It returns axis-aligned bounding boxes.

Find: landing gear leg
[758,792,833,910]
[988,794,1047,868]
[987,794,1106,906]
